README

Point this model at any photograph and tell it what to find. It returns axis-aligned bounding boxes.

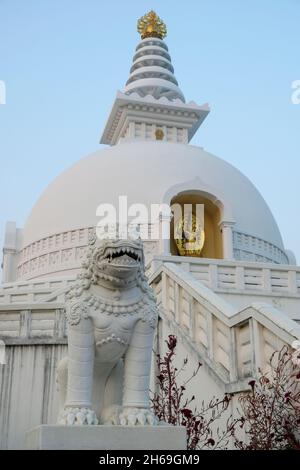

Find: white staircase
[0,257,300,448]
[149,260,300,393]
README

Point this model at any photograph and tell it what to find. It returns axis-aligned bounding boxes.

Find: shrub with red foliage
[234,346,300,450]
[151,335,300,450]
[150,335,239,449]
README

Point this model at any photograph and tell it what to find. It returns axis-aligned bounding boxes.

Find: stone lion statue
[57,235,159,426]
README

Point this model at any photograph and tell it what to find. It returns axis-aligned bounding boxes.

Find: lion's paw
[119,407,158,426]
[58,406,98,426]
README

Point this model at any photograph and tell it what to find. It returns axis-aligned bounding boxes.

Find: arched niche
[160,178,235,259]
[169,191,223,259]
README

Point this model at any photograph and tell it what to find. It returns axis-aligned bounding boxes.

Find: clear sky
[0,0,299,262]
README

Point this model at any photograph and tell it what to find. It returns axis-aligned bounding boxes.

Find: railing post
[229,327,238,381]
[174,282,180,324]
[209,264,218,290]
[19,310,31,338]
[206,311,214,360]
[235,266,245,290]
[262,268,272,292]
[288,270,298,295]
[54,309,66,339]
[161,272,169,312]
[250,318,263,373]
[188,296,195,341]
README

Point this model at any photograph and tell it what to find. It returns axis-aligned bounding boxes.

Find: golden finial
[137,11,167,40]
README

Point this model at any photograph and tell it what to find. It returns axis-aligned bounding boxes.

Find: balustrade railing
[150,262,300,390]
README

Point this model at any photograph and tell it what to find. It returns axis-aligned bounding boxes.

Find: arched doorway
[170,191,223,259]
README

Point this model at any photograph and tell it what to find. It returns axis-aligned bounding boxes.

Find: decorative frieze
[16,226,289,281]
[100,91,209,145]
[17,227,158,281]
[233,231,288,264]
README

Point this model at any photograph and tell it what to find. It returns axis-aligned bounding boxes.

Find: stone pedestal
[25,425,186,450]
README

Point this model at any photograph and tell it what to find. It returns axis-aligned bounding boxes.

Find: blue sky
[0,0,299,261]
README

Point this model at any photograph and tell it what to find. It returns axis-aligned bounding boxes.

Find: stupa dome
[14,11,290,281]
[17,140,288,280]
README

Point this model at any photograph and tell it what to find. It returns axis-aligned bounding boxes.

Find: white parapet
[25,425,187,450]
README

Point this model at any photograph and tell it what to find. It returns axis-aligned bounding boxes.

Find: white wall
[0,344,66,449]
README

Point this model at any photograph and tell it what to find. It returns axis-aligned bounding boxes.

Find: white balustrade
[147,255,300,297]
[0,306,66,342]
[150,262,300,390]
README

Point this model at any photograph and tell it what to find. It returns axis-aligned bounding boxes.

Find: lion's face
[91,239,144,286]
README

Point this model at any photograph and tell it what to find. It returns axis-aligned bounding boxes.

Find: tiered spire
[100,12,209,146]
[124,11,185,102]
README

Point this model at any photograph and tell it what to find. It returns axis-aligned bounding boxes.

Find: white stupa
[1,11,299,449]
[2,13,292,282]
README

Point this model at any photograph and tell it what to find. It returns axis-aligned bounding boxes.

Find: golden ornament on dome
[137,11,167,40]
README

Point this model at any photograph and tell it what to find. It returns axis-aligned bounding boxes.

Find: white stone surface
[57,238,159,427]
[124,37,185,102]
[14,32,289,280]
[1,14,299,453]
[25,425,187,450]
[21,141,285,264]
[0,343,66,449]
[148,255,300,300]
[1,258,300,448]
[151,262,300,388]
[100,91,210,146]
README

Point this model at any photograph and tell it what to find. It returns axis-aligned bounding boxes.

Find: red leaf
[207,438,215,446]
[248,380,256,390]
[167,335,177,351]
[181,408,193,419]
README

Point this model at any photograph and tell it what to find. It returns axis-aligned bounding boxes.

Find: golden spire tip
[137,10,167,40]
